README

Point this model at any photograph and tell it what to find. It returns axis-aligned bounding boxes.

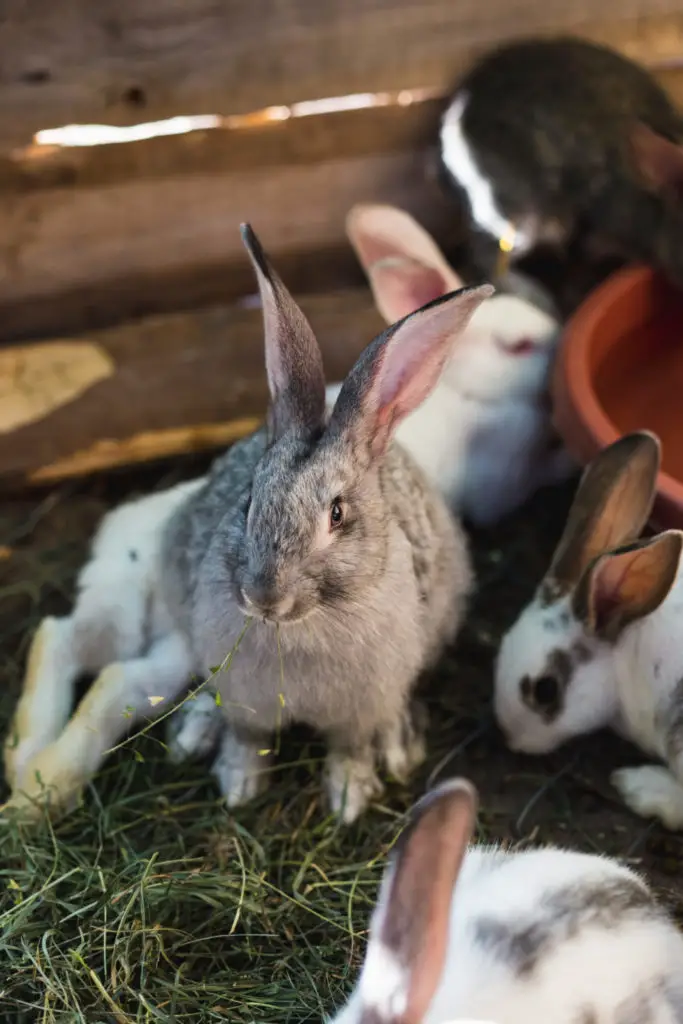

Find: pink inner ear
[373,262,449,322]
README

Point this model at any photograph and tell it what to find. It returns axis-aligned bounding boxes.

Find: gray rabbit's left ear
[241,224,326,440]
[328,284,493,462]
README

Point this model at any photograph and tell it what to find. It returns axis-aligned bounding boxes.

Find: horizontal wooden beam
[0,2,682,149]
[0,103,465,342]
[0,289,386,488]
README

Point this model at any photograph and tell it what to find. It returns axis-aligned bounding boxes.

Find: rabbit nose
[240,584,294,620]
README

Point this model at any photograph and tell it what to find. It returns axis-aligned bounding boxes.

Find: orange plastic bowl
[553,265,683,531]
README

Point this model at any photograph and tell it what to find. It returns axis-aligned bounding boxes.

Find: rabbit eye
[532,674,559,708]
[329,498,344,531]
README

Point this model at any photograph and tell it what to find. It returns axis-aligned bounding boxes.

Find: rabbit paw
[166,690,224,764]
[211,730,272,808]
[325,751,384,824]
[611,765,683,831]
[379,704,428,784]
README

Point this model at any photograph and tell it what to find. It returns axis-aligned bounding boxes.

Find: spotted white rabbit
[3,225,486,823]
[494,431,683,830]
[327,204,574,528]
[328,776,683,1024]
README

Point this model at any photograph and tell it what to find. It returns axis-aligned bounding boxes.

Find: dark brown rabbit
[438,36,683,316]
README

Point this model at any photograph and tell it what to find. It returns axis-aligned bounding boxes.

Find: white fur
[440,95,531,255]
[495,555,683,829]
[2,384,345,815]
[3,480,203,812]
[330,293,572,526]
[330,844,683,1024]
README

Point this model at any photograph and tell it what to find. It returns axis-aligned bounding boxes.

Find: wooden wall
[1,0,683,486]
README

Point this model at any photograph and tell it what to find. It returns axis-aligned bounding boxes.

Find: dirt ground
[2,454,683,1019]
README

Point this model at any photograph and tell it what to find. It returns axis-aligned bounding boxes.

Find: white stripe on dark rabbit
[438,37,683,305]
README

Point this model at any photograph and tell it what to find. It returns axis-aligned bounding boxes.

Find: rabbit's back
[428,846,683,1024]
[457,38,682,180]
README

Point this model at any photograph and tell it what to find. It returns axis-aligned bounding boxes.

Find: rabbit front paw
[211,728,272,808]
[166,689,225,764]
[611,765,683,831]
[378,702,428,784]
[324,749,384,824]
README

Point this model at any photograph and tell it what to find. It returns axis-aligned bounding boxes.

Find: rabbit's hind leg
[4,616,83,790]
[2,630,192,821]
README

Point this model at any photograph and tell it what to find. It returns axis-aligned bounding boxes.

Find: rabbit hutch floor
[1,458,683,1021]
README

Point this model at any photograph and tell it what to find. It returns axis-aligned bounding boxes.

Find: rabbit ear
[357,779,478,1024]
[328,284,493,462]
[545,432,661,597]
[241,223,326,439]
[573,531,682,641]
[630,123,683,203]
[346,204,464,324]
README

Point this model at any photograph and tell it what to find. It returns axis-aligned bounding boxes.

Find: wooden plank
[0,95,444,191]
[0,290,385,488]
[0,143,463,344]
[0,1,682,149]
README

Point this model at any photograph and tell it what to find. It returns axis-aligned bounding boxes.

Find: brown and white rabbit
[439,36,683,314]
[494,431,683,830]
[3,226,487,823]
[328,777,683,1024]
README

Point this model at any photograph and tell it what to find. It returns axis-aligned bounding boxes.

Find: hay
[2,464,683,1023]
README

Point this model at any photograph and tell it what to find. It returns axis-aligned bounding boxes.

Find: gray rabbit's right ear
[328,284,492,463]
[355,779,477,1024]
[241,224,326,440]
[545,431,661,598]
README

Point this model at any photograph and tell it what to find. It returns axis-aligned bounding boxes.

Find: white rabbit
[332,203,575,528]
[328,776,683,1024]
[3,479,204,795]
[494,430,683,830]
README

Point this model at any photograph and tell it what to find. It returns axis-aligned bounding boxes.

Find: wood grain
[0,289,385,487]
[0,1,682,149]
[0,141,461,343]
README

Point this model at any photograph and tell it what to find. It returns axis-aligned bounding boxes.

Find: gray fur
[158,230,478,816]
[474,876,658,978]
[616,975,683,1024]
[663,677,683,766]
[520,645,593,723]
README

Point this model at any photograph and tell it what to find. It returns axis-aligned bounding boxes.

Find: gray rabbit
[3,225,488,824]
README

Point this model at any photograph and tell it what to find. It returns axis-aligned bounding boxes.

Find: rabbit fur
[439,35,683,314]
[328,777,683,1024]
[169,205,574,778]
[331,204,574,527]
[3,225,487,823]
[494,431,683,831]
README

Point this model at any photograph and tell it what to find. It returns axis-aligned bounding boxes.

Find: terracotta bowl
[553,265,683,531]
